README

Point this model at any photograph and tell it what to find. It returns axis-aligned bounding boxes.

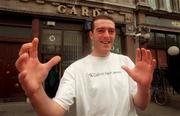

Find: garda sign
[56,4,130,23]
[57,5,102,17]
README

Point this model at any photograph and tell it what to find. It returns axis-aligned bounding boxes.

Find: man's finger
[15,53,29,72]
[19,43,32,56]
[146,50,152,64]
[46,56,61,71]
[136,48,141,62]
[18,70,27,82]
[141,48,148,62]
[151,59,156,70]
[29,38,39,58]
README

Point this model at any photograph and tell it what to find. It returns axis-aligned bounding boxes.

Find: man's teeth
[100,41,110,44]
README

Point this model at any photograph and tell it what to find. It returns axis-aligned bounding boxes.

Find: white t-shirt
[53,53,138,116]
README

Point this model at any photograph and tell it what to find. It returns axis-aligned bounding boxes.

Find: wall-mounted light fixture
[47,21,56,26]
[167,46,180,56]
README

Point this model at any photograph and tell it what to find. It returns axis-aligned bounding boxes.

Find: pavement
[0,102,37,116]
[0,94,179,116]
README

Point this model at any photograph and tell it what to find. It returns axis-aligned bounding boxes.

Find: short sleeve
[53,69,75,111]
[124,56,137,96]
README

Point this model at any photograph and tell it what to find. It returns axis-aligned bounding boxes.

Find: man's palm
[122,48,156,88]
[16,38,61,96]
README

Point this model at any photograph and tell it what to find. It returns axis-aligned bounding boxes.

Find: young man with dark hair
[15,15,156,116]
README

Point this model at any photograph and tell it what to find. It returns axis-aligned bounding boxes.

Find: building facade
[0,0,137,102]
[136,0,180,93]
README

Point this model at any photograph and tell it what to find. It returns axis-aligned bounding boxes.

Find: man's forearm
[29,86,65,116]
[133,84,151,110]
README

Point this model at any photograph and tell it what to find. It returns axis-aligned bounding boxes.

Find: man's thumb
[46,56,61,70]
[121,66,131,76]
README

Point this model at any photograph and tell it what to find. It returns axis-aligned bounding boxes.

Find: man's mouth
[100,41,111,44]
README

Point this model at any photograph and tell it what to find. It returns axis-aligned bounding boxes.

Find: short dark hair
[91,15,115,31]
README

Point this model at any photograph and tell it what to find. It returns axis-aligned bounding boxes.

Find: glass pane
[155,33,166,49]
[166,34,177,48]
[157,50,168,68]
[158,0,165,9]
[147,32,155,48]
[172,0,179,11]
[86,0,134,4]
[178,0,180,12]
[148,0,157,9]
[0,25,31,38]
[111,28,121,54]
[62,31,83,69]
[165,0,172,12]
[178,34,180,48]
[41,29,62,53]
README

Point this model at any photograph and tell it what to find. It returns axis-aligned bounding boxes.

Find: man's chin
[101,49,111,55]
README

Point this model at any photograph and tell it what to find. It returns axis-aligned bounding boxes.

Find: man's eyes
[96,28,115,33]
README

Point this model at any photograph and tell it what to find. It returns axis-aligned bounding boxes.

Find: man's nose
[104,30,110,38]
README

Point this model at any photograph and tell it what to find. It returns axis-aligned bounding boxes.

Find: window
[0,25,32,39]
[166,34,177,48]
[157,0,166,10]
[147,31,180,50]
[155,33,166,49]
[148,0,158,9]
[86,0,134,5]
[171,0,180,12]
[63,30,83,66]
[165,0,172,12]
[148,0,170,11]
[177,34,180,48]
[41,29,62,54]
[111,28,122,54]
[147,32,155,48]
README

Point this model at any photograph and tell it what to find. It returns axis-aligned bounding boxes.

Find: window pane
[111,28,122,54]
[177,34,180,48]
[86,0,134,4]
[148,0,157,9]
[0,25,31,38]
[147,32,155,48]
[178,0,180,12]
[41,29,62,53]
[159,0,165,9]
[165,0,172,12]
[62,31,83,69]
[166,34,177,48]
[155,33,166,49]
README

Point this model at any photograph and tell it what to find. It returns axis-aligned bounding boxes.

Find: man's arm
[29,86,65,116]
[133,84,151,110]
[15,38,65,115]
[122,48,156,110]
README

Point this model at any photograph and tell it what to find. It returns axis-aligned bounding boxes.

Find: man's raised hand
[15,38,61,96]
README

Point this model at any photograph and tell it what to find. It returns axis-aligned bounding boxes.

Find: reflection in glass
[166,34,177,48]
[155,33,166,49]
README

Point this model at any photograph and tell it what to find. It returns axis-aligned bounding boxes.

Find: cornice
[136,4,180,20]
[18,0,135,13]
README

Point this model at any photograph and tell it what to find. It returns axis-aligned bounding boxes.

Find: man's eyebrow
[96,27,115,29]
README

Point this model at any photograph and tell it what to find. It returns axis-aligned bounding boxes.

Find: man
[15,15,156,116]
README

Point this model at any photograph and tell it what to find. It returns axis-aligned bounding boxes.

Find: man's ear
[89,31,93,40]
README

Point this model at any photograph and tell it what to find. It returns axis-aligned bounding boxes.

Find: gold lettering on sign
[69,6,78,15]
[81,6,89,16]
[56,4,127,23]
[92,9,101,17]
[57,5,66,14]
[172,21,180,27]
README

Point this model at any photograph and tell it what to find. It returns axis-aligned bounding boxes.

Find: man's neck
[90,51,110,57]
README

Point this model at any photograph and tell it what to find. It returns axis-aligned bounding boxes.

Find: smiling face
[90,19,116,57]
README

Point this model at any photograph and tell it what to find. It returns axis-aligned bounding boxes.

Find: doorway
[0,41,25,102]
[40,22,83,96]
